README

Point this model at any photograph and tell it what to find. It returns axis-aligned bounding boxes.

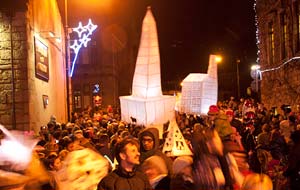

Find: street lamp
[215,55,223,63]
[251,64,261,93]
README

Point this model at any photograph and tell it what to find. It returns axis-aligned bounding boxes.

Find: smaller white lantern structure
[119,7,175,126]
[180,55,220,115]
[162,121,193,157]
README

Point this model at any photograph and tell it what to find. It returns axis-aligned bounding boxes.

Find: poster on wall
[34,37,49,81]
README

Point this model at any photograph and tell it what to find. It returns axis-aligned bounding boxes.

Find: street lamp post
[236,59,240,98]
[64,0,71,121]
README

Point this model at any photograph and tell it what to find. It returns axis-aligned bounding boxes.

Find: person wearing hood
[138,127,173,175]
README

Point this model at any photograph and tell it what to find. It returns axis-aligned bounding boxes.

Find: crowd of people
[1,97,300,190]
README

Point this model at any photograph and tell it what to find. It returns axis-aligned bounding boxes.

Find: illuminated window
[281,13,288,59]
[296,2,300,52]
[74,91,81,109]
[268,22,275,64]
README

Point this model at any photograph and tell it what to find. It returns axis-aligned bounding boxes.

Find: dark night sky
[150,0,257,94]
[63,0,257,97]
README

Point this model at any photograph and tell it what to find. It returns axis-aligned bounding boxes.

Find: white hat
[172,156,193,174]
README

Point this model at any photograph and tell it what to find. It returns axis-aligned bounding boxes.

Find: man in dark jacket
[97,137,151,190]
[138,127,173,175]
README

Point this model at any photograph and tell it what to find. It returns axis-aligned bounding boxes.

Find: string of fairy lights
[253,0,300,78]
[69,19,98,77]
[254,0,260,65]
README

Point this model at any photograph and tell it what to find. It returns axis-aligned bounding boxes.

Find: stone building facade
[256,0,300,111]
[68,1,143,112]
[0,0,67,132]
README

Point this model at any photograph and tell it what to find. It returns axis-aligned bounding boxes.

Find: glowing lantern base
[119,95,175,126]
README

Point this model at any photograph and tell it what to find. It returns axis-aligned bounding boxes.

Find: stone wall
[0,11,29,130]
[0,0,67,133]
[256,0,300,111]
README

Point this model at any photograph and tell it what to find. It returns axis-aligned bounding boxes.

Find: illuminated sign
[34,37,49,81]
[69,19,98,77]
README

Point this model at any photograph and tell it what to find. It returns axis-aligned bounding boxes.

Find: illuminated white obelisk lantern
[119,7,175,126]
[180,55,219,115]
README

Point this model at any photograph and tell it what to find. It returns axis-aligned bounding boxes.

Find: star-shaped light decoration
[69,19,98,77]
[73,22,87,38]
[79,34,91,47]
[85,19,98,34]
[70,40,81,54]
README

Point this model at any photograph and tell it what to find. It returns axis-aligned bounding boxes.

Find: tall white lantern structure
[119,7,176,126]
[180,54,219,115]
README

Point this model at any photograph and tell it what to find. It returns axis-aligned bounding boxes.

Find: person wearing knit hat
[141,155,170,190]
[170,156,195,190]
[172,156,193,175]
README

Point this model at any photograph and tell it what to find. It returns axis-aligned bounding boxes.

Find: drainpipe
[64,0,71,121]
[8,10,16,129]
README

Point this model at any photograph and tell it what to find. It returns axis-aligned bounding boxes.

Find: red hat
[225,109,234,117]
[208,105,219,115]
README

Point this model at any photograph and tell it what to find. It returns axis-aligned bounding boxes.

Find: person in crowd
[207,105,234,140]
[192,128,232,190]
[226,108,244,135]
[228,96,237,110]
[241,173,273,190]
[59,136,74,152]
[44,133,60,156]
[97,137,151,190]
[241,114,261,173]
[138,127,173,175]
[208,106,242,189]
[43,154,63,190]
[96,133,114,163]
[269,122,288,161]
[225,109,244,150]
[280,116,295,146]
[256,124,273,173]
[256,123,271,149]
[283,130,300,190]
[222,119,249,175]
[141,155,170,190]
[48,115,58,126]
[73,128,96,151]
[170,156,194,190]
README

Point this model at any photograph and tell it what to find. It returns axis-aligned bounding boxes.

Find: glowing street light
[215,55,223,63]
[251,64,260,71]
[251,64,261,93]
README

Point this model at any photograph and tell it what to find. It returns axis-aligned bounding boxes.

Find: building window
[74,91,82,109]
[268,22,275,64]
[296,2,300,52]
[281,13,288,59]
[83,84,90,94]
